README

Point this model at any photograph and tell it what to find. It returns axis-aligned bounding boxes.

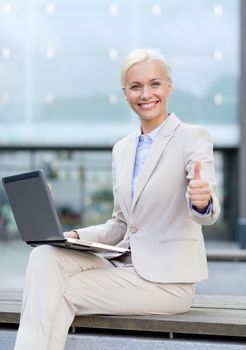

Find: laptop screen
[2,170,64,242]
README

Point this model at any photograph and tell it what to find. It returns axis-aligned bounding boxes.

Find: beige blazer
[77,114,220,283]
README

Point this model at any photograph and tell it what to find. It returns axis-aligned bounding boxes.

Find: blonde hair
[120,48,172,86]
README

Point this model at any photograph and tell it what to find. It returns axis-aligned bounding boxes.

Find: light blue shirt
[132,119,167,196]
[131,118,211,215]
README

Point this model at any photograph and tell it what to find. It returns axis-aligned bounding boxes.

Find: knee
[28,245,62,268]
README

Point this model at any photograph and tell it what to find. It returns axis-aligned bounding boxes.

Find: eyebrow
[128,78,162,85]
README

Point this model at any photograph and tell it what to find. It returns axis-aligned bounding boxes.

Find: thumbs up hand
[187,160,212,211]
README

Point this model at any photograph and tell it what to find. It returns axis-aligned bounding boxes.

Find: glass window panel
[0,0,239,146]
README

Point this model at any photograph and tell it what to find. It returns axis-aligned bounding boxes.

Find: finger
[64,231,76,238]
[189,180,209,188]
[188,188,211,195]
[190,194,211,201]
[193,160,201,180]
[191,200,209,208]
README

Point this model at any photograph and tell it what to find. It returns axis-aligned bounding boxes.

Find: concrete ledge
[206,249,246,261]
[72,309,246,338]
[1,290,246,338]
[1,330,246,350]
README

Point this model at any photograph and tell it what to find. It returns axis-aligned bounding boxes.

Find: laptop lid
[2,169,64,243]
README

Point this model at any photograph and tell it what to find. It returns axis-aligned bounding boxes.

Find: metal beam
[238,0,246,248]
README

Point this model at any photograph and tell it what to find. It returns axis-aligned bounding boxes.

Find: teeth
[140,102,157,110]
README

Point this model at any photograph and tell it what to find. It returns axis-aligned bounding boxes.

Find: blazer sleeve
[183,126,221,225]
[76,145,127,244]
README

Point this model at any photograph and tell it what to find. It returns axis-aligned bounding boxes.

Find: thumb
[193,160,202,180]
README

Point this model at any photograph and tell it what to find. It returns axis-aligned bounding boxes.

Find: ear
[167,79,173,97]
[122,86,128,101]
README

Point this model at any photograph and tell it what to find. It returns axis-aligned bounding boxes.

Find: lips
[138,101,159,110]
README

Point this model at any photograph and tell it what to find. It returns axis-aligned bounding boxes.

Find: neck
[141,113,168,134]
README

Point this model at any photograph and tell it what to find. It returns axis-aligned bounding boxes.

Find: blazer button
[130,226,138,234]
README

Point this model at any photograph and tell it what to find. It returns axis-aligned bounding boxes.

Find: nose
[141,85,151,99]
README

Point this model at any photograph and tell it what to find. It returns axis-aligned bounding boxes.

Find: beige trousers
[14,245,195,350]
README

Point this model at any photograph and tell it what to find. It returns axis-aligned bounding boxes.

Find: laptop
[2,169,130,254]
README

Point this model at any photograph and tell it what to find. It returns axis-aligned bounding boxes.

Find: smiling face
[123,60,172,132]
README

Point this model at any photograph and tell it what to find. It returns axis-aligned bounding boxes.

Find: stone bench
[0,290,246,340]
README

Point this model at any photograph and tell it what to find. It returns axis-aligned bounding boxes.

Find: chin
[139,114,159,121]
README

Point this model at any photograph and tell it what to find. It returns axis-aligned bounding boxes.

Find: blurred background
[0,0,245,295]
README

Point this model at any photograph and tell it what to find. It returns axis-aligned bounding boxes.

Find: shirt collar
[137,115,170,142]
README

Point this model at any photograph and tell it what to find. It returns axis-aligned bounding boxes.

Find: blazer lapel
[120,133,138,213]
[131,114,181,211]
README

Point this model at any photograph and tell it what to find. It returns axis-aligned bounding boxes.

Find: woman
[15,49,220,350]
